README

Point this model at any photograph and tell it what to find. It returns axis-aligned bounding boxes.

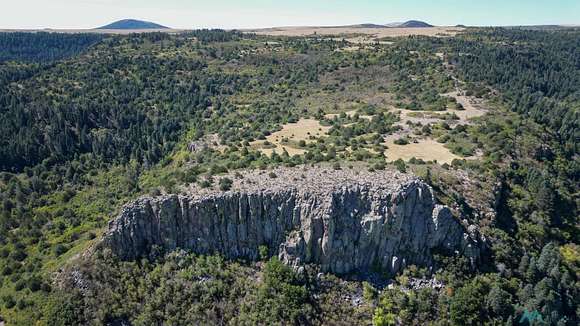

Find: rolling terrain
[248,25,463,39]
[0,25,577,325]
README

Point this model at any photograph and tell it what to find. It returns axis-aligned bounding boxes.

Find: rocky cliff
[101,167,480,275]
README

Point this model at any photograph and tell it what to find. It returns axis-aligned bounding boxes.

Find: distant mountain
[384,22,404,28]
[349,23,387,29]
[386,20,434,28]
[97,19,168,30]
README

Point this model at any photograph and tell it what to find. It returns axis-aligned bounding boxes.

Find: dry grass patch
[325,109,373,121]
[443,91,487,121]
[384,138,462,165]
[251,118,330,156]
[249,27,464,40]
[389,90,487,128]
[335,46,361,52]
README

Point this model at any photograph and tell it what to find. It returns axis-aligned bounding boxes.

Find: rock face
[101,167,480,275]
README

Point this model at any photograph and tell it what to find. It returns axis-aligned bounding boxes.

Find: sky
[2,0,579,30]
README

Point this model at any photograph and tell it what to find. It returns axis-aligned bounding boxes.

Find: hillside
[0,32,104,63]
[97,19,168,30]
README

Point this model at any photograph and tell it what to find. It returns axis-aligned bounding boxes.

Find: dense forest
[0,28,578,325]
[0,32,104,63]
[451,29,579,153]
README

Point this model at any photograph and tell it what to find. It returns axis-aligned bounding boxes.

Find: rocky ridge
[101,167,481,275]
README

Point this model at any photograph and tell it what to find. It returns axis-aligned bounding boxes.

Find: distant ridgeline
[97,19,169,30]
[0,32,105,63]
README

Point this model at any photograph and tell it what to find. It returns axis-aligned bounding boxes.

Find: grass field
[249,26,464,40]
[384,138,462,164]
[252,118,330,156]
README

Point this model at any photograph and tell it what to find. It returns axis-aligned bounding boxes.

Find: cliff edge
[101,167,480,275]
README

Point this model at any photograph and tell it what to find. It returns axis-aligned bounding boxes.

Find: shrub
[219,178,233,191]
[28,276,43,292]
[199,180,212,188]
[3,295,15,309]
[393,159,407,173]
[16,299,27,310]
[1,266,12,276]
[54,244,69,257]
[373,161,386,171]
[10,249,27,262]
[259,245,269,261]
[363,282,377,302]
[394,138,409,145]
[209,164,228,175]
[15,279,26,291]
[409,157,426,165]
[182,169,199,183]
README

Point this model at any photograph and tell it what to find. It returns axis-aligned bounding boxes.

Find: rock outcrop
[101,167,480,275]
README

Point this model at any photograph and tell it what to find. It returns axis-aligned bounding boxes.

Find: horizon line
[1,22,579,31]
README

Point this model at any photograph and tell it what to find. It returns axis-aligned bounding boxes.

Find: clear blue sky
[2,0,579,29]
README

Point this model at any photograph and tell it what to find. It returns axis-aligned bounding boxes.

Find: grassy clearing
[325,109,373,121]
[250,27,465,40]
[385,138,462,164]
[442,91,487,121]
[252,119,330,156]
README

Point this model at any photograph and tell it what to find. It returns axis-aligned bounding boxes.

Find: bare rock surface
[101,167,480,275]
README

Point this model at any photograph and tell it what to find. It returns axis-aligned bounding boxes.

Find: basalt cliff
[101,167,481,275]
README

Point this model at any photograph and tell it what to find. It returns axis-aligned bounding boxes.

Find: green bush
[219,177,233,191]
[53,244,69,257]
[393,138,409,145]
[2,295,15,309]
[393,159,407,173]
[199,179,213,188]
[27,276,43,292]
